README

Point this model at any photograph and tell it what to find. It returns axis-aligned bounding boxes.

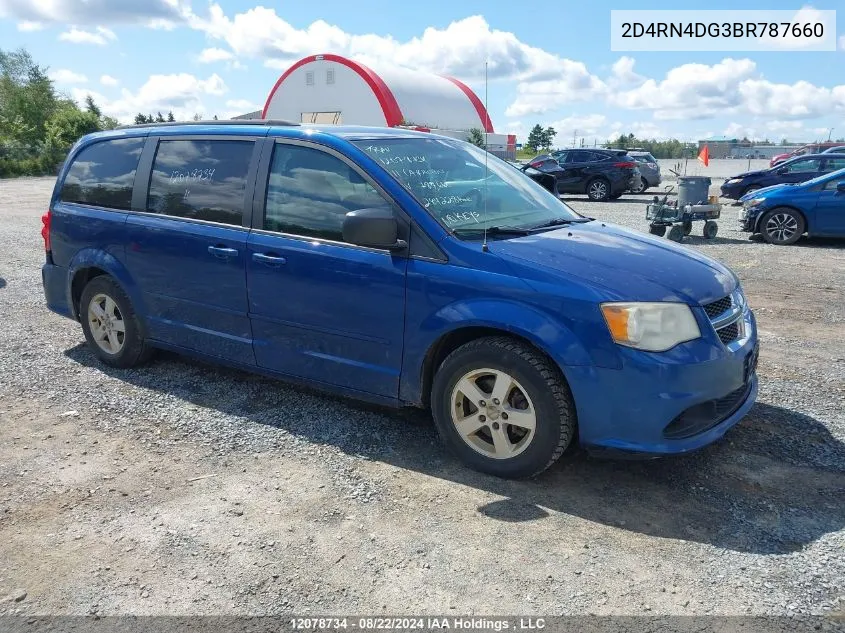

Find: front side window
[60,137,145,210]
[146,139,254,226]
[783,158,820,173]
[822,158,845,173]
[264,144,390,241]
[354,136,581,236]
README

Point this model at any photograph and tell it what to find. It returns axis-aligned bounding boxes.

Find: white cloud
[840,35,845,50]
[49,69,88,84]
[225,99,260,111]
[198,47,234,63]
[609,56,644,86]
[100,74,119,87]
[58,26,117,45]
[738,79,845,119]
[546,114,608,142]
[611,58,758,120]
[72,73,228,123]
[17,20,43,31]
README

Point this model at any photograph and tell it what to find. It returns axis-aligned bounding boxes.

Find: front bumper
[737,204,763,232]
[565,307,759,455]
[720,182,744,200]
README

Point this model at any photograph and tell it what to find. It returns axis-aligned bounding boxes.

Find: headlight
[725,178,742,185]
[745,197,766,207]
[600,302,701,352]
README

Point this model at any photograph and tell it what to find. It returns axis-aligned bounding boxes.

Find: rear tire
[80,276,153,368]
[760,208,804,245]
[431,336,576,479]
[703,220,719,239]
[586,178,611,202]
[631,177,648,194]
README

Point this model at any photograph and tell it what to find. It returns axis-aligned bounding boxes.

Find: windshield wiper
[452,225,533,236]
[529,217,593,229]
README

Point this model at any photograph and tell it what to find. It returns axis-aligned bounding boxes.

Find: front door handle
[208,245,239,259]
[252,252,287,266]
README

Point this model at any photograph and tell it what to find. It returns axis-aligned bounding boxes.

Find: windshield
[353,137,582,237]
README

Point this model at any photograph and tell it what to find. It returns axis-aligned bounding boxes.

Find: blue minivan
[41,121,759,478]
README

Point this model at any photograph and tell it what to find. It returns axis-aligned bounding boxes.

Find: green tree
[466,127,485,148]
[166,111,175,122]
[542,126,557,150]
[526,124,545,153]
[84,94,101,118]
[134,113,148,124]
[154,111,165,123]
[0,48,58,146]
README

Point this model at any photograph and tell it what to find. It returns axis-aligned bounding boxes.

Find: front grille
[702,292,744,346]
[663,383,752,440]
[717,321,740,344]
[703,296,732,319]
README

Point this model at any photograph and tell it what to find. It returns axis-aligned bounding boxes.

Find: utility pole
[572,129,577,148]
[828,128,834,141]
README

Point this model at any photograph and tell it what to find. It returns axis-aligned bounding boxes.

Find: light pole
[828,128,834,141]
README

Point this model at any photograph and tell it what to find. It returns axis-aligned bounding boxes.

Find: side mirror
[342,207,406,250]
[776,167,788,175]
[837,181,845,193]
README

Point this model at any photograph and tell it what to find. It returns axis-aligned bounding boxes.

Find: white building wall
[375,65,485,131]
[263,57,491,132]
[263,62,390,126]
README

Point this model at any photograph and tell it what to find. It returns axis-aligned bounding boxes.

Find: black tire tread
[759,207,805,245]
[435,336,575,478]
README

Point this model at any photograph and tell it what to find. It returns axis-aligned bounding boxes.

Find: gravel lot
[0,176,843,618]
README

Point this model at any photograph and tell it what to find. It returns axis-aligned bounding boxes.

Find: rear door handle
[208,245,239,259]
[252,252,287,266]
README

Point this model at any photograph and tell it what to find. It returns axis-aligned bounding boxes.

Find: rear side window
[264,144,388,241]
[146,139,254,226]
[60,137,145,210]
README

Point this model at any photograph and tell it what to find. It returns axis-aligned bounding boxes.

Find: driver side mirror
[836,181,845,193]
[776,167,789,175]
[342,207,406,251]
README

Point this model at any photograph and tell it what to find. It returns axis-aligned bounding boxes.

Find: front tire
[80,276,152,368]
[760,208,804,245]
[431,337,576,478]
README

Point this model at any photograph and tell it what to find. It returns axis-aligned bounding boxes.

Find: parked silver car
[627,150,661,193]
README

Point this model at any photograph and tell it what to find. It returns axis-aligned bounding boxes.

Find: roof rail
[116,119,300,130]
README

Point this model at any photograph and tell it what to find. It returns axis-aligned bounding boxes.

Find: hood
[730,170,767,179]
[739,183,792,202]
[489,222,736,305]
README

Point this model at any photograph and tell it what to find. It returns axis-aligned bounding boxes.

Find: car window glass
[264,144,389,241]
[565,151,584,163]
[60,138,145,210]
[822,178,845,191]
[823,158,845,172]
[146,139,253,226]
[784,159,820,173]
[554,151,568,163]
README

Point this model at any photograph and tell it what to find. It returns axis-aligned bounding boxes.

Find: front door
[813,175,845,234]
[246,140,407,398]
[124,136,260,364]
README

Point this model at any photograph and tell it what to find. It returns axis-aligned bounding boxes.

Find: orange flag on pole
[698,145,710,167]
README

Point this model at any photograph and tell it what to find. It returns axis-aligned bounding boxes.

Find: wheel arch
[405,307,593,409]
[66,249,145,325]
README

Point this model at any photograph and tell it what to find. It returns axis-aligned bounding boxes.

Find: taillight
[41,210,51,252]
[528,160,543,168]
[614,161,636,168]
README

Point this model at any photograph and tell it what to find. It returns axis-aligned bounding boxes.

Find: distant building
[247,53,516,159]
[698,136,804,160]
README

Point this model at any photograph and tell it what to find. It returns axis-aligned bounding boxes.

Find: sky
[1,0,844,145]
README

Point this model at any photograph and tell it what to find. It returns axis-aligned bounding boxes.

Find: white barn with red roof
[260,54,515,157]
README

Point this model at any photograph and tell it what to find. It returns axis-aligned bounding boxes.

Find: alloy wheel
[589,181,608,200]
[87,293,126,355]
[450,368,537,459]
[765,212,799,243]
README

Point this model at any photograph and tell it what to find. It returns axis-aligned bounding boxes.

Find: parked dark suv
[526,149,639,201]
[40,121,758,478]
